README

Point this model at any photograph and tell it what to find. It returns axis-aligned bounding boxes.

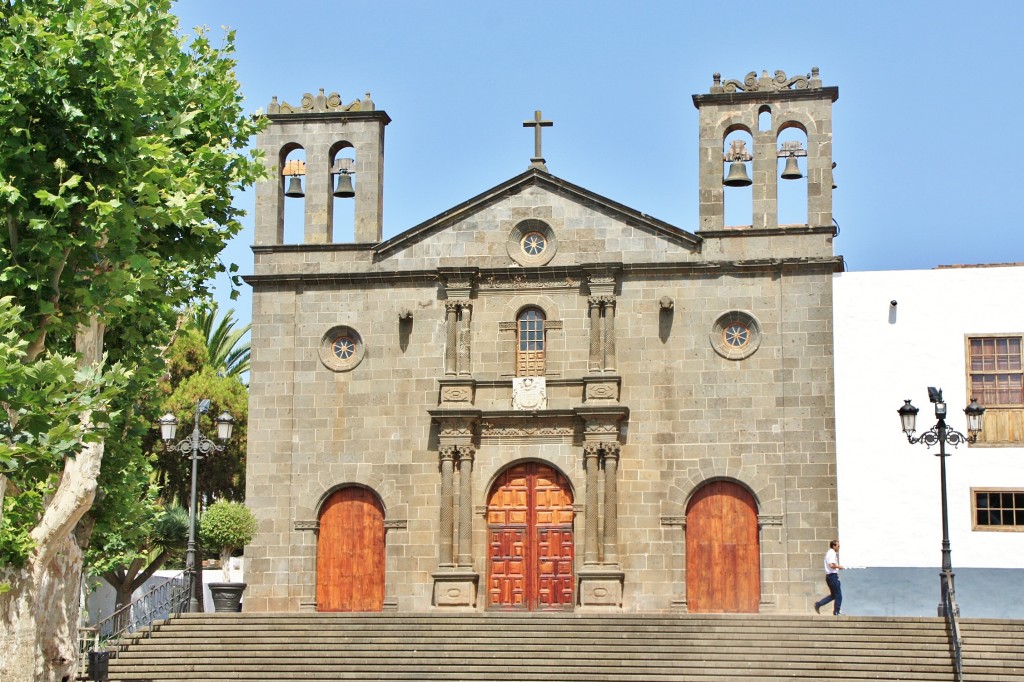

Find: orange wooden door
[487,462,574,610]
[685,481,760,613]
[316,487,385,612]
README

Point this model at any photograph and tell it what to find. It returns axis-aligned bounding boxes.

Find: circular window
[506,219,557,266]
[319,326,365,371]
[710,311,761,360]
[521,231,547,257]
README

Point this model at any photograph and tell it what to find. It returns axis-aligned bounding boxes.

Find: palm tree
[192,304,250,379]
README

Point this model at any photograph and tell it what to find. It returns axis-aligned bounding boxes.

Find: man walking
[814,539,844,615]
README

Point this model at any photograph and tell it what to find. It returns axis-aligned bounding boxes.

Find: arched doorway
[685,480,760,613]
[316,486,385,611]
[487,462,574,610]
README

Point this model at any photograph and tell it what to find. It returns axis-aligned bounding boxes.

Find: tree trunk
[0,533,86,682]
[0,318,106,681]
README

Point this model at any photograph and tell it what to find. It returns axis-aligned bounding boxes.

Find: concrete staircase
[104,613,1023,681]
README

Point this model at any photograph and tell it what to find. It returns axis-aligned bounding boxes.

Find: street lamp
[897,387,984,617]
[159,399,234,612]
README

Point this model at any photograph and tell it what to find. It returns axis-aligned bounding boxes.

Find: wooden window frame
[965,334,1024,445]
[516,307,546,377]
[971,488,1024,532]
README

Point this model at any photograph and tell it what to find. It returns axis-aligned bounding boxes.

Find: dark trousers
[816,573,842,614]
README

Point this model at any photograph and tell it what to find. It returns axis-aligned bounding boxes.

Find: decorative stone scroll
[267,89,375,114]
[710,67,822,94]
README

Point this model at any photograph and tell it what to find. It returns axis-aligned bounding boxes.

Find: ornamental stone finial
[712,69,821,94]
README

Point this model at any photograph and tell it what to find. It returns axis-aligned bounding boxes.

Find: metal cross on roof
[522,110,553,171]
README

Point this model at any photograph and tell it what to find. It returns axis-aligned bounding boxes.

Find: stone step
[105,613,1022,682]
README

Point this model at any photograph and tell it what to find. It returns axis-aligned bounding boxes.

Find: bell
[284,175,304,198]
[723,161,752,187]
[333,173,355,198]
[780,156,802,180]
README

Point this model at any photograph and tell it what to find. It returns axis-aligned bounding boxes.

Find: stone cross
[523,110,553,171]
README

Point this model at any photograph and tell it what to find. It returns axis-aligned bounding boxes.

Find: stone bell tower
[254,89,390,245]
[692,67,837,232]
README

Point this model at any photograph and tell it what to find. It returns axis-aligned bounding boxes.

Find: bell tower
[692,68,837,232]
[254,89,390,245]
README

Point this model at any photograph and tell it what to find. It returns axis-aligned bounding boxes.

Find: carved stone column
[457,302,472,376]
[430,411,480,608]
[603,298,616,372]
[294,520,319,611]
[438,446,457,567]
[583,443,601,566]
[444,301,459,376]
[456,447,475,567]
[588,297,602,373]
[602,443,620,565]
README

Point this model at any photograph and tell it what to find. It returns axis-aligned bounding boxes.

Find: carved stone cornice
[430,409,480,448]
[438,267,478,299]
[575,405,629,444]
[294,520,319,532]
[384,519,408,530]
[268,89,374,114]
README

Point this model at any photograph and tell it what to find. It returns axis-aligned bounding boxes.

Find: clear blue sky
[170,1,1024,319]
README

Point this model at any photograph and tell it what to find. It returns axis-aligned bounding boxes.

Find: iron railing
[78,570,191,677]
[942,571,964,682]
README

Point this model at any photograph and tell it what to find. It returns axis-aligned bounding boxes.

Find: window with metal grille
[517,308,545,376]
[973,489,1024,531]
[969,336,1023,407]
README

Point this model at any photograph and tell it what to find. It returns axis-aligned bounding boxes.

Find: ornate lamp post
[159,399,234,612]
[897,387,984,617]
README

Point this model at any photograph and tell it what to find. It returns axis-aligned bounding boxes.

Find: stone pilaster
[438,446,456,568]
[457,447,475,567]
[602,443,620,565]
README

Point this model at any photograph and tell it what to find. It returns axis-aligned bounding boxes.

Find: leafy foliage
[0,298,128,566]
[199,500,256,555]
[0,2,264,675]
[193,304,251,380]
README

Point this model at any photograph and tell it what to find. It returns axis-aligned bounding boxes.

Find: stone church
[243,68,842,614]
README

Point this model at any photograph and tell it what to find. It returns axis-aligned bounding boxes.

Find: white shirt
[824,548,839,575]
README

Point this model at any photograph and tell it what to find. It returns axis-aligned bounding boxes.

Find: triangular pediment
[373,169,700,268]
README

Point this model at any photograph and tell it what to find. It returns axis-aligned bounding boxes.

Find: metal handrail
[942,571,964,682]
[78,570,191,671]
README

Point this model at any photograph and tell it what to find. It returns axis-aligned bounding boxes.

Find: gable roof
[374,167,700,258]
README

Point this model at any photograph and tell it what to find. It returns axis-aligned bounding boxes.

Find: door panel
[316,487,385,612]
[487,462,574,611]
[685,480,760,613]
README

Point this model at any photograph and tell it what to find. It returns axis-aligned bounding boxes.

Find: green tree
[153,320,249,506]
[198,500,256,582]
[94,505,188,634]
[194,304,251,379]
[0,2,265,679]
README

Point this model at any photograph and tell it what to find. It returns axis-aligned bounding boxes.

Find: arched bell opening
[280,145,306,244]
[777,123,809,226]
[722,128,754,227]
[757,106,772,133]
[329,142,356,243]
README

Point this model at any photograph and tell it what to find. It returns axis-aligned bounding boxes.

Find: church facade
[242,69,842,614]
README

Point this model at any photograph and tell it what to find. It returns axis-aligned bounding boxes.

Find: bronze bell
[333,172,355,198]
[284,175,304,198]
[780,156,803,180]
[723,161,752,187]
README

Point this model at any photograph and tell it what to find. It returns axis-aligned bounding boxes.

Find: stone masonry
[243,70,841,614]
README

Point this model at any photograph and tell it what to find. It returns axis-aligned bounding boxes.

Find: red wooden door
[487,462,574,610]
[316,487,385,612]
[685,481,760,613]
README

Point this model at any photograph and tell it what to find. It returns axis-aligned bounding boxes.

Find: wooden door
[685,480,760,613]
[487,462,574,610]
[316,486,385,612]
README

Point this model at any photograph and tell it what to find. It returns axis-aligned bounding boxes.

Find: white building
[834,263,1024,617]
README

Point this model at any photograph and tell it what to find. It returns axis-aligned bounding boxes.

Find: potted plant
[199,500,257,612]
